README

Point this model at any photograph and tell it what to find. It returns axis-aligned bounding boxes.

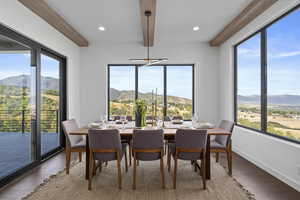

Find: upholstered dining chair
[168,129,208,189]
[62,119,86,175]
[132,129,165,189]
[211,120,234,176]
[88,129,128,190]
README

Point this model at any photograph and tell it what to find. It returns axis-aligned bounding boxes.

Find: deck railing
[0,110,59,133]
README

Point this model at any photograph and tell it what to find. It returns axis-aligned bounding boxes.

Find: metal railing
[0,110,59,133]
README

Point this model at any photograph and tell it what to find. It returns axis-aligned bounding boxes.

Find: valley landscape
[237,95,300,141]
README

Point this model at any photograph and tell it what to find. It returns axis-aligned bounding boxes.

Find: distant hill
[110,88,192,104]
[238,95,300,105]
[0,75,59,90]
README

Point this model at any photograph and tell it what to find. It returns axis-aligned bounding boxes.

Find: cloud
[273,51,300,58]
[237,48,260,57]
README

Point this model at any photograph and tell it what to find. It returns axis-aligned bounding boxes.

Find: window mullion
[261,30,268,132]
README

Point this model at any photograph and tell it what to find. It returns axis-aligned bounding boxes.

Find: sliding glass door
[0,35,36,179]
[41,53,61,156]
[0,25,66,186]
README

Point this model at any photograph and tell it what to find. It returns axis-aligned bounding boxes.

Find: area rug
[23,159,255,200]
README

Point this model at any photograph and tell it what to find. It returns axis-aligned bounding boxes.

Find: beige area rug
[23,159,254,200]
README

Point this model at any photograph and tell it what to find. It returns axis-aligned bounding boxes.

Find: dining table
[69,126,231,181]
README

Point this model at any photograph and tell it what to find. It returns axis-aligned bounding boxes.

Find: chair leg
[129,143,132,166]
[227,150,232,176]
[216,152,219,163]
[124,149,128,172]
[201,158,206,190]
[133,156,137,190]
[105,161,108,166]
[160,151,165,189]
[88,152,94,190]
[79,152,82,162]
[167,149,171,172]
[93,160,97,176]
[173,155,178,189]
[66,149,71,175]
[194,160,197,172]
[117,153,122,189]
[99,161,102,172]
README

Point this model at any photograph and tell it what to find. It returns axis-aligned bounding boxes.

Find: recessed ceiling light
[193,26,200,31]
[98,26,106,31]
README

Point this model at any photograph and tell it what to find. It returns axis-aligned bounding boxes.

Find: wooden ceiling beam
[209,0,278,46]
[140,0,156,47]
[18,0,89,47]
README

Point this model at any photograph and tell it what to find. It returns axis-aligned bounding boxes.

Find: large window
[0,25,66,186]
[108,65,194,121]
[234,5,300,143]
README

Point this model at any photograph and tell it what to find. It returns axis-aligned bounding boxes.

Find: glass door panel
[138,66,164,118]
[109,66,135,120]
[41,53,61,155]
[0,35,36,179]
[167,66,193,120]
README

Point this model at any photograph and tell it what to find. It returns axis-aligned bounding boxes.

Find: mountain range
[0,74,59,90]
[110,88,192,104]
[1,75,299,105]
[238,95,300,105]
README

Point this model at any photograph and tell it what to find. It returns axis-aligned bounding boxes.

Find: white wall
[219,0,300,191]
[79,41,220,126]
[0,0,81,121]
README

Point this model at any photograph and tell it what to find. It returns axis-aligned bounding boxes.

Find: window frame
[107,64,195,121]
[0,24,67,186]
[234,4,300,145]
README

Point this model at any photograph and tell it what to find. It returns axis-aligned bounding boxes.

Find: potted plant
[134,99,147,127]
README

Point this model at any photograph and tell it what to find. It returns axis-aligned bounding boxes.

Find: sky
[110,65,193,99]
[237,7,300,96]
[0,53,59,80]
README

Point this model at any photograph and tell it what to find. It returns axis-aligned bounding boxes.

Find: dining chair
[62,119,86,175]
[168,129,208,189]
[88,129,128,190]
[132,129,165,189]
[211,120,234,176]
[172,116,183,120]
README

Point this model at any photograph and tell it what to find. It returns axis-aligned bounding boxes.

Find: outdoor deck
[0,132,60,179]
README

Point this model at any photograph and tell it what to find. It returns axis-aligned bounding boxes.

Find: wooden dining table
[69,127,231,180]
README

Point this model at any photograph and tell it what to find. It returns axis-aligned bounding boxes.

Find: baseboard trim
[233,147,300,192]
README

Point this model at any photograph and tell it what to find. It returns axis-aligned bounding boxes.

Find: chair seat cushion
[71,139,86,148]
[94,143,127,161]
[210,140,226,149]
[169,143,203,160]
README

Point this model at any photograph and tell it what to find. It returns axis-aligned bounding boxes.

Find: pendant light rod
[145,10,151,62]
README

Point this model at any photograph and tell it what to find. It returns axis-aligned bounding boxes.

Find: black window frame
[0,23,67,187]
[107,64,195,121]
[234,4,300,145]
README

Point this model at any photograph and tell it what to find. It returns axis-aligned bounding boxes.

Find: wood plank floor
[0,152,299,200]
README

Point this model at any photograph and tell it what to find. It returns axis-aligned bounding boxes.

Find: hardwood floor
[0,152,299,200]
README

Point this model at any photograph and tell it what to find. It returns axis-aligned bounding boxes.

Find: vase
[135,111,145,127]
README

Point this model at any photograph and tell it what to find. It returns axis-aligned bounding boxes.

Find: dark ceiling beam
[18,0,89,47]
[209,0,278,46]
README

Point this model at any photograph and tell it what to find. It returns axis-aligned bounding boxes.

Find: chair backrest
[146,116,153,121]
[113,116,120,121]
[173,116,183,120]
[62,119,83,148]
[175,129,207,160]
[215,120,234,147]
[88,129,122,161]
[126,116,133,121]
[132,129,164,161]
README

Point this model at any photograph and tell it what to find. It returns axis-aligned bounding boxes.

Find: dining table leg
[85,134,90,180]
[205,135,211,180]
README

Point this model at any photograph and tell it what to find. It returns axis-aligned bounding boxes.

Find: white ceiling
[46,0,252,45]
